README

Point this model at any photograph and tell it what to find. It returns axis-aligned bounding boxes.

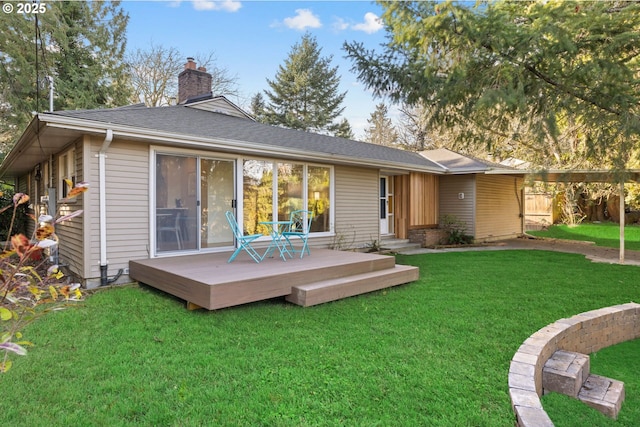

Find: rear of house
[2,64,528,288]
[2,101,445,288]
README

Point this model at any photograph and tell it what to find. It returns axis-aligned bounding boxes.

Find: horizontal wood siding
[475,175,524,241]
[85,136,150,282]
[439,175,476,237]
[333,165,379,250]
[55,140,85,279]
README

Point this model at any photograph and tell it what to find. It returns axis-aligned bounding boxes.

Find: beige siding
[84,136,150,284]
[439,175,476,237]
[31,133,386,283]
[52,140,86,281]
[475,175,524,241]
[332,165,379,250]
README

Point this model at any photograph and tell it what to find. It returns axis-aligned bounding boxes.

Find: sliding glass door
[155,153,234,254]
[200,159,234,249]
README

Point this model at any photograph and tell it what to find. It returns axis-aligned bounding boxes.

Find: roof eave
[30,114,446,174]
[0,115,40,178]
[485,168,640,183]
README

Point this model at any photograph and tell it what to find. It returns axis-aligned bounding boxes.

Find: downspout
[99,129,123,286]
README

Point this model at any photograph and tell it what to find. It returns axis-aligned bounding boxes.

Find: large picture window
[243,160,331,235]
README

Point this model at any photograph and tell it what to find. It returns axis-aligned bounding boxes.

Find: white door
[380,177,389,234]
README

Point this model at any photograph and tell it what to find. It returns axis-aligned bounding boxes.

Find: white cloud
[283,9,322,30]
[331,17,350,32]
[191,0,242,12]
[352,12,383,34]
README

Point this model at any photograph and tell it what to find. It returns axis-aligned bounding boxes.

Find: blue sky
[122,0,389,138]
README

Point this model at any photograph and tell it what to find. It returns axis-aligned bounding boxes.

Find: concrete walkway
[399,236,640,267]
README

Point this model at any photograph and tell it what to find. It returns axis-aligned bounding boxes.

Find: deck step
[578,374,625,419]
[286,264,419,307]
[543,350,590,398]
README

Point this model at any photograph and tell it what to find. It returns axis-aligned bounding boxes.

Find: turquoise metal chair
[282,210,314,258]
[225,211,263,263]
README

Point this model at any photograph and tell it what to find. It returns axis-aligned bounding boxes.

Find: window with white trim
[242,160,331,235]
[58,148,76,199]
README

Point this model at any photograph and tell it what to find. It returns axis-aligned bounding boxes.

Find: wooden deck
[129,249,419,310]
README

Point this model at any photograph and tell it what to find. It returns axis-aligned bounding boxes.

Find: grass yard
[528,222,640,251]
[1,250,639,426]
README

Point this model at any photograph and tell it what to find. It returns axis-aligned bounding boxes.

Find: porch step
[542,350,625,419]
[286,264,419,307]
[380,238,421,253]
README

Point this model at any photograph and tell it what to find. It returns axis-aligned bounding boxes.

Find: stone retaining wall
[508,302,640,426]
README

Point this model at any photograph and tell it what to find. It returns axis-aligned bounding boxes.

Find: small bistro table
[259,220,293,261]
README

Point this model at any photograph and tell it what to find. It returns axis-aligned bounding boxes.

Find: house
[1,60,462,288]
[419,148,525,242]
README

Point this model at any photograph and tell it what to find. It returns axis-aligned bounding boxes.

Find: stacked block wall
[508,302,640,427]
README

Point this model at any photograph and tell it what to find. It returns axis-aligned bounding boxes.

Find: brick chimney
[178,57,212,103]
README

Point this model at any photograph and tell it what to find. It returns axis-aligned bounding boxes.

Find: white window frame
[241,158,334,237]
[58,147,76,199]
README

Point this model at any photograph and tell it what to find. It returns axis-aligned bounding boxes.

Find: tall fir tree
[364,103,398,146]
[249,92,267,123]
[333,118,354,140]
[0,1,132,153]
[264,33,349,137]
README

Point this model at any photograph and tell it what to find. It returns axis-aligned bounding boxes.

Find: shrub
[441,214,473,245]
[0,181,88,372]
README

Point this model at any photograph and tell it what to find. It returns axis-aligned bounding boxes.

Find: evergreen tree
[332,118,354,140]
[345,1,640,172]
[249,92,267,123]
[264,33,348,136]
[364,103,398,146]
[0,1,132,152]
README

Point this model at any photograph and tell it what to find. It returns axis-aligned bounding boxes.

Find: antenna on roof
[45,76,54,112]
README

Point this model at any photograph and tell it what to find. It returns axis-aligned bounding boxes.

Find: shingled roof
[419,148,515,173]
[50,103,445,172]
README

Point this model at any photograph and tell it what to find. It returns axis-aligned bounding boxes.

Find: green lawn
[1,250,639,426]
[528,222,640,251]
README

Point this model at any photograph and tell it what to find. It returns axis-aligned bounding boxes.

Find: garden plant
[0,180,87,372]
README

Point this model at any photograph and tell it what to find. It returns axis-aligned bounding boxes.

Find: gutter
[98,129,123,286]
[40,114,447,175]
